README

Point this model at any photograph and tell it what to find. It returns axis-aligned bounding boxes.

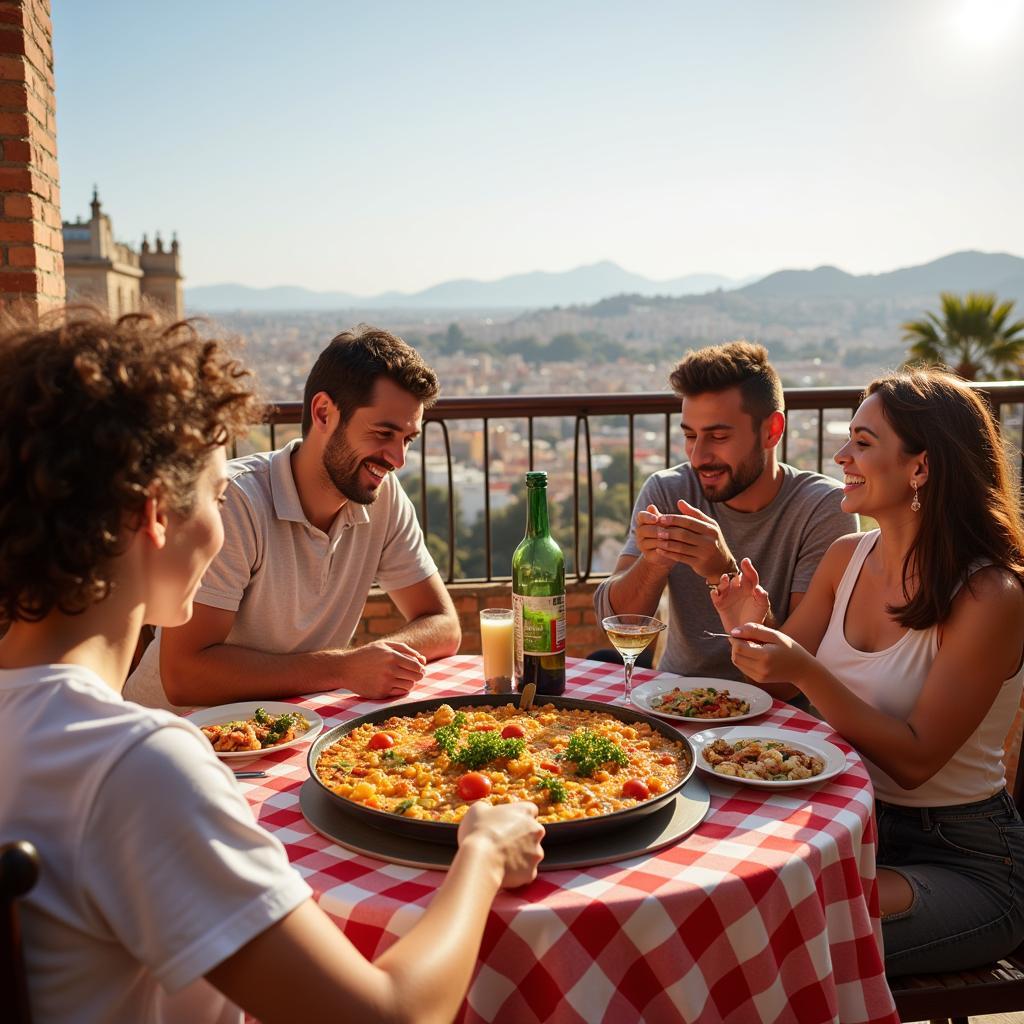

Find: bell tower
[139,230,184,317]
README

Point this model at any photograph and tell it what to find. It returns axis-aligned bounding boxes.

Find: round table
[235,656,899,1024]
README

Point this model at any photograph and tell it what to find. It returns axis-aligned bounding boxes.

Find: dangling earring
[910,480,921,513]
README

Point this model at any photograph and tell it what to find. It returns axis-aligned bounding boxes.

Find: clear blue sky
[53,0,1024,295]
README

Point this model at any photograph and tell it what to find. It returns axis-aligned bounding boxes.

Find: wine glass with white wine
[601,614,667,705]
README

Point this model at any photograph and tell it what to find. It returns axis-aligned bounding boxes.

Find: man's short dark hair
[301,324,439,435]
[668,340,784,425]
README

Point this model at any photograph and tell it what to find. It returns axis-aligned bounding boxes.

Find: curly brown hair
[301,324,439,435]
[668,340,784,426]
[0,309,262,622]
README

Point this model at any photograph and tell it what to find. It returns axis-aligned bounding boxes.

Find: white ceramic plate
[630,676,773,724]
[690,725,847,789]
[189,701,324,760]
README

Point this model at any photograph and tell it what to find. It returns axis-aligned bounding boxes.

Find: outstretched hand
[727,621,811,686]
[458,801,545,889]
[710,557,771,631]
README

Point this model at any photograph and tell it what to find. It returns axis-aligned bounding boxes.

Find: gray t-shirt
[593,462,857,681]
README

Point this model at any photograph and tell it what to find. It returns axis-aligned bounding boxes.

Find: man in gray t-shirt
[593,341,856,687]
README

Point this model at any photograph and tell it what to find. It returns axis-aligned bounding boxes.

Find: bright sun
[950,0,1021,48]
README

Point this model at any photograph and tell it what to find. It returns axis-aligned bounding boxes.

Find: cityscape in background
[60,190,1024,583]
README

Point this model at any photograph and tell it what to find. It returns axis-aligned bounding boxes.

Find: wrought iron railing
[249,382,1024,585]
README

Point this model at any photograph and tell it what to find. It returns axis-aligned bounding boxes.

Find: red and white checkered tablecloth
[235,656,898,1024]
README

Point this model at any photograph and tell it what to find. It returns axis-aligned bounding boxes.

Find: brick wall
[353,579,608,659]
[0,0,63,314]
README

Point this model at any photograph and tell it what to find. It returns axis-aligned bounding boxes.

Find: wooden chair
[0,840,39,1024]
[888,750,1024,1023]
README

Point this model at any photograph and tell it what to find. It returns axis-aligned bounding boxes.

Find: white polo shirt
[126,438,437,711]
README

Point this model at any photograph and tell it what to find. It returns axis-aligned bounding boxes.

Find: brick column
[0,0,62,315]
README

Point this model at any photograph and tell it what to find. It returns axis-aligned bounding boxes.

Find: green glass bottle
[512,471,566,695]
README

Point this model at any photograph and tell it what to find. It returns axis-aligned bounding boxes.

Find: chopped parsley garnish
[564,729,628,777]
[394,798,416,814]
[380,749,399,761]
[452,732,526,770]
[434,712,466,757]
[262,711,301,747]
[253,706,271,725]
[535,775,567,803]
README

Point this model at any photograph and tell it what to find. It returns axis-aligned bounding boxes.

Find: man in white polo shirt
[125,325,461,711]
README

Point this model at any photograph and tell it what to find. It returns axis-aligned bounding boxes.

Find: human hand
[635,499,736,580]
[458,801,545,889]
[337,640,427,698]
[634,504,676,570]
[710,557,771,632]
[726,622,812,685]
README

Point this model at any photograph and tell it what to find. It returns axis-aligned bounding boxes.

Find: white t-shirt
[126,438,438,711]
[0,663,312,1023]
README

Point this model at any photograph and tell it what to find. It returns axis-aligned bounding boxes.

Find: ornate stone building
[62,189,183,317]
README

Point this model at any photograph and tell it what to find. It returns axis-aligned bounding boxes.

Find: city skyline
[53,0,1024,295]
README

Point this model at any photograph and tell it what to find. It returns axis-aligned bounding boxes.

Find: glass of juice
[480,608,514,694]
[601,614,667,705]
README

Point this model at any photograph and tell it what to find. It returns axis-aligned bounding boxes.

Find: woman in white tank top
[710,368,1024,976]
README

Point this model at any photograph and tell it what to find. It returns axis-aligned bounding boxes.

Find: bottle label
[513,593,566,656]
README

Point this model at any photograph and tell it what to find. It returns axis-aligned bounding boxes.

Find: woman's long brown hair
[867,368,1024,629]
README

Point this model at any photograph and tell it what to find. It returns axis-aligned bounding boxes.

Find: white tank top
[816,530,1023,806]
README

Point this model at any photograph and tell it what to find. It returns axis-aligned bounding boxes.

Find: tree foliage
[902,292,1024,381]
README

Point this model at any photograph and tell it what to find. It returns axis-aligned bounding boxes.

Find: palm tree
[902,291,1024,381]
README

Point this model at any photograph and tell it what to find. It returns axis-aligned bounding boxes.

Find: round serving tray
[299,775,711,871]
[307,692,696,847]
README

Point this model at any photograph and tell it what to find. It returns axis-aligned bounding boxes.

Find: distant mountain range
[185,262,743,312]
[186,251,1024,313]
[738,251,1024,302]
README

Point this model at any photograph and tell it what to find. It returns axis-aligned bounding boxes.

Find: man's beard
[323,424,390,505]
[695,446,766,503]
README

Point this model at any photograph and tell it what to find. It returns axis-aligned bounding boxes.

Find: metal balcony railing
[246,382,1024,586]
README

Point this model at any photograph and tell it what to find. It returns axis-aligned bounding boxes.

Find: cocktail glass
[601,614,667,705]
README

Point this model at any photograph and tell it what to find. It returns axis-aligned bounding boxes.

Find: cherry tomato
[368,732,395,750]
[540,761,562,774]
[501,723,526,739]
[457,772,493,801]
[658,754,675,766]
[622,778,650,800]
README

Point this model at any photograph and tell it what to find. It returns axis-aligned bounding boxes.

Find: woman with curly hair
[711,367,1024,975]
[0,311,543,1024]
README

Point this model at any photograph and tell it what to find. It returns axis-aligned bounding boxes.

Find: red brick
[0,220,36,242]
[0,55,26,82]
[0,27,24,56]
[0,108,28,135]
[7,244,53,270]
[0,269,43,291]
[0,136,30,161]
[0,79,25,106]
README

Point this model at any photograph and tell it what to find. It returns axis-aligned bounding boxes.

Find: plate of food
[690,725,847,789]
[189,701,324,760]
[630,676,773,723]
[307,693,697,845]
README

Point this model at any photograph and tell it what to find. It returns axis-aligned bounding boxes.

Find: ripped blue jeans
[877,789,1024,976]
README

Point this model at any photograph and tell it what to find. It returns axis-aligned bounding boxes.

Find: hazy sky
[54,0,1024,295]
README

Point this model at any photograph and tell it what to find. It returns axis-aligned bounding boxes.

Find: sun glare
[950,0,1021,48]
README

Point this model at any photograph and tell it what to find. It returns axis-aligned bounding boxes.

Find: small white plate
[188,701,324,760]
[631,676,773,724]
[691,725,847,789]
